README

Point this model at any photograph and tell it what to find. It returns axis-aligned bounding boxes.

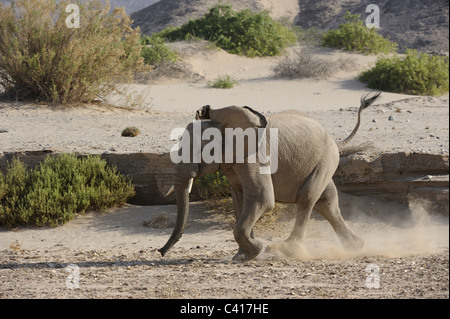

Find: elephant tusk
[188,178,194,194]
[166,185,175,197]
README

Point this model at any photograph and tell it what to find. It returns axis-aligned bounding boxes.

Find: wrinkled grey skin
[159,93,381,261]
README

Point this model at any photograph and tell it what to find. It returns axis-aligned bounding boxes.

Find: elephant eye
[196,105,211,119]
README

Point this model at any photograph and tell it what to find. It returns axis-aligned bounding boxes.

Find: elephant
[159,92,381,261]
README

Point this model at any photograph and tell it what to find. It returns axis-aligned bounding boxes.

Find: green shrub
[0,0,146,104]
[196,172,231,200]
[359,49,449,96]
[140,35,179,66]
[322,12,398,54]
[157,4,296,57]
[0,154,135,228]
[207,75,238,89]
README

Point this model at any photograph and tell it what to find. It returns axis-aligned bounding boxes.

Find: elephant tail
[337,92,381,152]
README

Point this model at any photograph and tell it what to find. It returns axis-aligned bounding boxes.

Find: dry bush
[135,60,203,84]
[274,48,336,79]
[336,57,359,72]
[0,0,147,104]
[274,48,358,79]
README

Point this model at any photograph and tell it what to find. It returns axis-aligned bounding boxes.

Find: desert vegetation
[273,48,357,79]
[321,12,398,54]
[0,0,146,104]
[0,154,135,228]
[140,35,179,66]
[359,49,449,96]
[156,4,296,57]
[207,75,238,89]
[196,172,231,200]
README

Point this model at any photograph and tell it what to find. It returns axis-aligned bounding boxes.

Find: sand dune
[259,0,299,21]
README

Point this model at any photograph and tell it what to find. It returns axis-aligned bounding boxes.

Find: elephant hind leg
[286,200,315,243]
[314,181,364,251]
[286,165,331,243]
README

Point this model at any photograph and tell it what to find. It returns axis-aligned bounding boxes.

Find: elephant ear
[198,105,266,129]
[242,106,267,128]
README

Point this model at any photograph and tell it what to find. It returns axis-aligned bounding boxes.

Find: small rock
[372,119,377,123]
[388,115,396,121]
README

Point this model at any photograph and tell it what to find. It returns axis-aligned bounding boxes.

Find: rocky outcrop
[334,152,449,214]
[0,151,197,206]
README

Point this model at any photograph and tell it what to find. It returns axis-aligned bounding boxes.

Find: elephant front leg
[230,186,256,259]
[227,165,274,261]
[233,221,264,262]
[232,198,274,262]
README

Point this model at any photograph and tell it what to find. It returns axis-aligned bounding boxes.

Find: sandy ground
[0,195,448,299]
[0,42,449,299]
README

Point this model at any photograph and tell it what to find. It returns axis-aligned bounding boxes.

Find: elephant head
[196,105,267,129]
[158,106,267,257]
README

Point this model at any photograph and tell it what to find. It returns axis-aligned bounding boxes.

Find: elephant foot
[342,235,364,251]
[232,241,263,262]
[265,240,309,260]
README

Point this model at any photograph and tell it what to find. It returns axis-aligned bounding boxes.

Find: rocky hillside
[131,0,449,53]
[295,0,449,53]
[109,0,159,14]
[131,0,265,35]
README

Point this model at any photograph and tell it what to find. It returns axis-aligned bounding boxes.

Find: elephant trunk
[158,180,190,257]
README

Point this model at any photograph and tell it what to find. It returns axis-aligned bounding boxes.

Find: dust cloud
[264,195,449,261]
